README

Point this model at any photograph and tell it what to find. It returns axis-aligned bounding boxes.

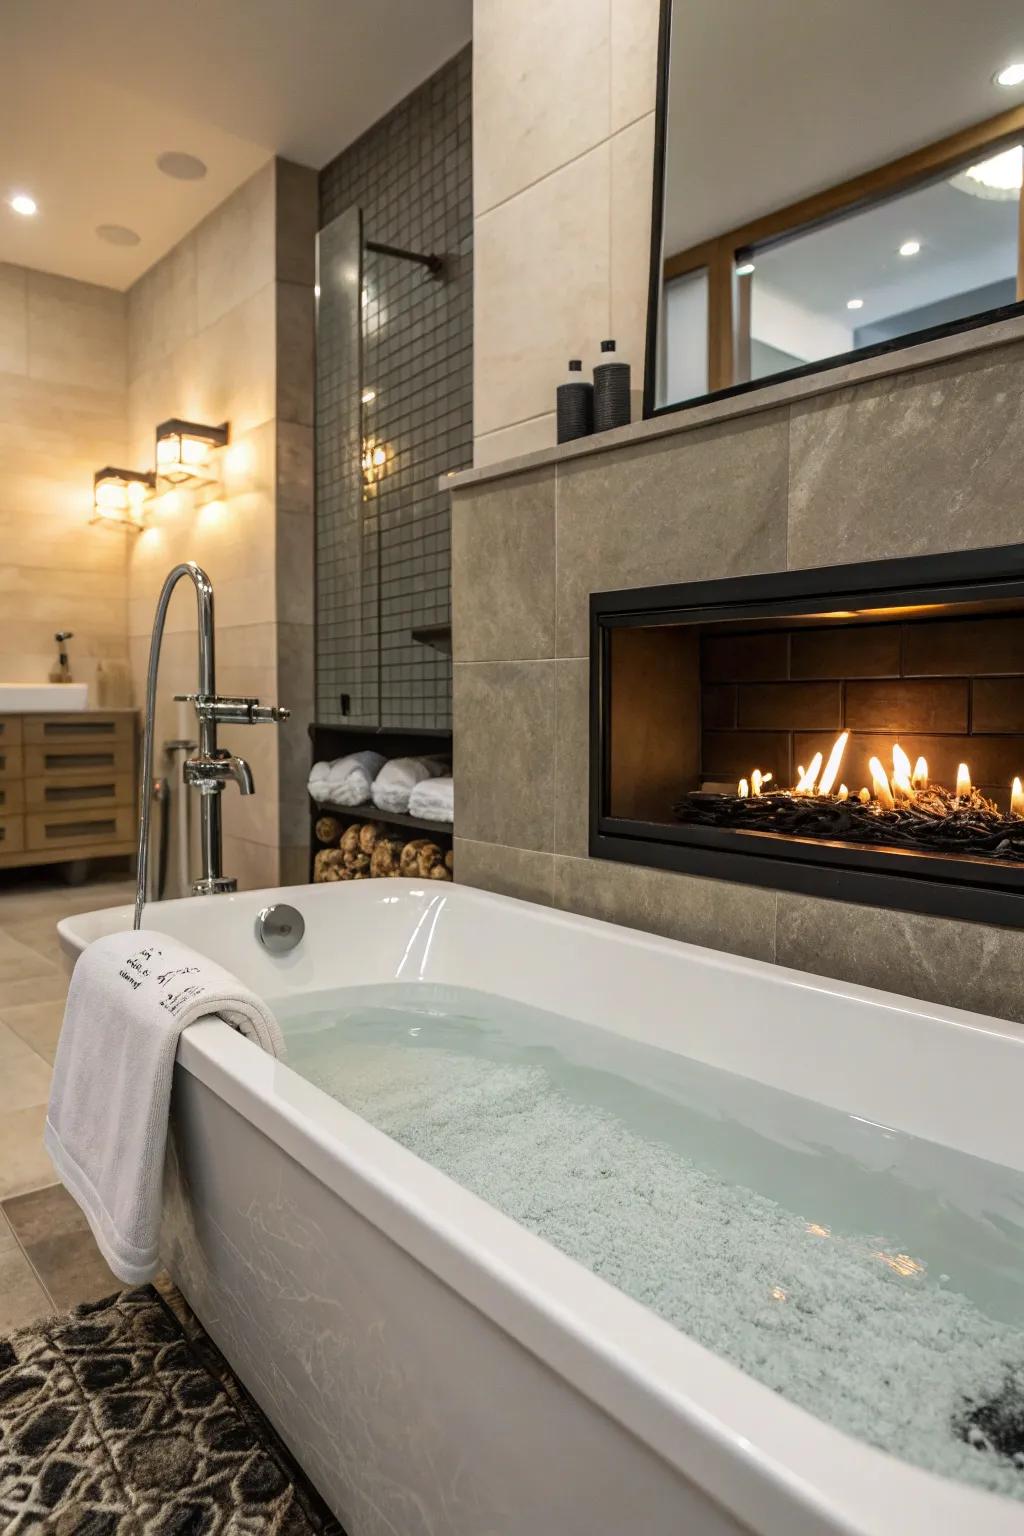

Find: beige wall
[0,264,131,699]
[451,328,1024,1026]
[126,158,316,891]
[472,0,660,466]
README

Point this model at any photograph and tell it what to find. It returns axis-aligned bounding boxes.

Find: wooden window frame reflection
[660,104,1024,398]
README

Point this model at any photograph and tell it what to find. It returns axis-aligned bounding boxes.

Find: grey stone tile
[555,410,789,656]
[555,658,590,857]
[0,1247,50,1332]
[453,661,555,852]
[776,892,1024,1024]
[3,1183,85,1248]
[23,1227,120,1312]
[276,280,314,427]
[788,341,1024,568]
[553,854,777,963]
[452,468,555,662]
[454,838,555,905]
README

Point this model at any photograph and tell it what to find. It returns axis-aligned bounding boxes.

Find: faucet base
[191,875,238,896]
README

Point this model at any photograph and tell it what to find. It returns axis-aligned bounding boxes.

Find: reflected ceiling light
[155,418,228,485]
[898,239,921,257]
[846,298,864,310]
[92,467,155,529]
[735,261,755,277]
[994,62,1024,87]
[361,387,377,404]
[950,144,1023,201]
[9,193,37,217]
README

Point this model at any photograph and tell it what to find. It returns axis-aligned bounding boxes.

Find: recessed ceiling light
[994,62,1024,87]
[950,144,1023,201]
[899,239,921,257]
[96,223,141,246]
[846,298,864,310]
[156,151,207,181]
[735,261,755,277]
[9,193,37,217]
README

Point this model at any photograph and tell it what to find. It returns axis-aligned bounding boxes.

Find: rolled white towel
[308,750,387,809]
[307,759,332,801]
[408,775,453,824]
[372,756,444,814]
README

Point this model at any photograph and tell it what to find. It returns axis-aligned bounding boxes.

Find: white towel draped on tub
[407,775,454,824]
[372,756,447,813]
[45,929,284,1286]
[307,750,387,809]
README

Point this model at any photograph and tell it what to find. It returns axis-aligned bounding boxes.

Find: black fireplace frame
[590,544,1024,928]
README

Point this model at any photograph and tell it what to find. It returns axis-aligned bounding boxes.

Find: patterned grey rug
[0,1284,345,1534]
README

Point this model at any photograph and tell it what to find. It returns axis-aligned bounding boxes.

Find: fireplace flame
[795,751,823,795]
[956,763,972,800]
[869,756,895,810]
[837,783,849,801]
[738,777,749,798]
[1013,777,1024,818]
[912,756,929,790]
[817,731,849,797]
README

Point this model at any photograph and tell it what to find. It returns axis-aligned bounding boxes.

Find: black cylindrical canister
[593,339,631,431]
[556,359,594,443]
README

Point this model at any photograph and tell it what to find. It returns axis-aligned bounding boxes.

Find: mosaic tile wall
[316,45,472,728]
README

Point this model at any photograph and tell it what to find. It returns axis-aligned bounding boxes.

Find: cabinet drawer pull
[43,817,116,840]
[44,782,116,805]
[44,751,115,771]
[42,720,116,738]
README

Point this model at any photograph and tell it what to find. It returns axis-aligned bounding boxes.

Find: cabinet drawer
[0,746,24,780]
[25,806,135,852]
[24,742,133,778]
[24,772,133,814]
[0,717,22,747]
[23,713,133,746]
[0,816,25,855]
[0,781,24,814]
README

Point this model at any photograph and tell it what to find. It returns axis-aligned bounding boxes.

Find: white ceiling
[663,0,1024,255]
[0,0,472,290]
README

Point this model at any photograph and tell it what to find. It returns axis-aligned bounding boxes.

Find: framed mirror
[645,0,1024,417]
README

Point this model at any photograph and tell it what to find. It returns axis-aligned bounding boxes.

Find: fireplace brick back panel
[449,328,1024,1024]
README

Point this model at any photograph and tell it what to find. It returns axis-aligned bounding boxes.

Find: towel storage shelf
[307,721,453,880]
[0,709,138,871]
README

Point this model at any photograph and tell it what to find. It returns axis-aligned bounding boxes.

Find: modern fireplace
[590,545,1024,927]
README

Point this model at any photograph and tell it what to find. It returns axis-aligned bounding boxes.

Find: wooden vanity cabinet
[0,711,138,870]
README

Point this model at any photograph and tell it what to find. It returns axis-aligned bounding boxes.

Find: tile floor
[0,864,135,1332]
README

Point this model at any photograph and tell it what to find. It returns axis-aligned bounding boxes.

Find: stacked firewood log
[313,816,454,882]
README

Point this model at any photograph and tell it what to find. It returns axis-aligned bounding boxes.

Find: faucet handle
[174,693,290,724]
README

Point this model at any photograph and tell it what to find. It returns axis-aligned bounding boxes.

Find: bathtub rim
[58,882,1024,1535]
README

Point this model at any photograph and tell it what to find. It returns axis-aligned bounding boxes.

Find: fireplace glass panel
[596,556,1024,925]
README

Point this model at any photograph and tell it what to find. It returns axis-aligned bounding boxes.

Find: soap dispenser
[49,631,74,684]
[593,339,631,431]
[556,359,594,443]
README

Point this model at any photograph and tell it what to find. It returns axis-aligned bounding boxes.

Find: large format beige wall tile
[776,893,1024,1025]
[191,283,277,437]
[475,145,611,439]
[128,235,198,382]
[555,409,790,655]
[0,264,27,373]
[221,833,280,893]
[610,0,661,132]
[26,271,127,393]
[474,0,610,216]
[454,660,556,851]
[452,468,555,662]
[788,342,1024,569]
[610,112,656,397]
[454,838,555,905]
[196,160,275,333]
[553,854,778,962]
[474,413,556,468]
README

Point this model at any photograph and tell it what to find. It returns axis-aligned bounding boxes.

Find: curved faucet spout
[135,563,218,928]
[184,751,255,796]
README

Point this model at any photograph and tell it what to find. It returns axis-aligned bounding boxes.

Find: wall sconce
[92,466,156,529]
[155,418,229,485]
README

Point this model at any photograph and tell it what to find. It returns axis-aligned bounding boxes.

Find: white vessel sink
[0,683,89,711]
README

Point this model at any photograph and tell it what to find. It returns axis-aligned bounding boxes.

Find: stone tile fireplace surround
[448,321,1024,1024]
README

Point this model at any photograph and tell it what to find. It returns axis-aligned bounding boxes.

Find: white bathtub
[58,880,1024,1536]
